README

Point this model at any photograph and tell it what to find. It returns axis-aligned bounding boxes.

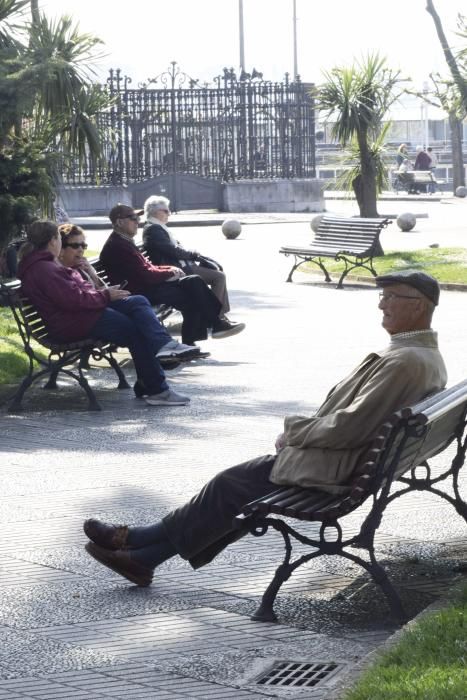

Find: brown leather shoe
[83,519,129,550]
[85,542,153,587]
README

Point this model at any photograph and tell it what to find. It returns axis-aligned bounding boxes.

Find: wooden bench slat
[286,493,340,519]
[255,488,319,512]
[243,487,301,514]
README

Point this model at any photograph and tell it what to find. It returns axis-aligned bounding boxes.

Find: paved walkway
[1,202,467,699]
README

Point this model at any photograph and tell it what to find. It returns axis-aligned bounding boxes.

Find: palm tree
[0,1,110,252]
[317,54,402,217]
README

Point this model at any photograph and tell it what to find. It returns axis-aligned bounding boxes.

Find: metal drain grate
[256,661,340,688]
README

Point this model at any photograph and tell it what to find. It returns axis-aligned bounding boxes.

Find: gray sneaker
[157,340,200,359]
[145,389,191,406]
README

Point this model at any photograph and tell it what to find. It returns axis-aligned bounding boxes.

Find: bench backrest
[313,216,391,255]
[347,379,467,509]
[89,256,110,286]
[1,281,90,351]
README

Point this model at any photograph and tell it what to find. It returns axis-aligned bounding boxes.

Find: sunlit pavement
[0,199,466,698]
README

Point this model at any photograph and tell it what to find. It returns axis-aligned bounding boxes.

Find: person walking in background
[142,195,245,329]
[414,147,432,194]
[427,147,438,194]
[414,147,432,171]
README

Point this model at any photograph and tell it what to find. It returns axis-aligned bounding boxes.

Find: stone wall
[58,179,326,216]
[57,186,131,217]
[222,178,325,213]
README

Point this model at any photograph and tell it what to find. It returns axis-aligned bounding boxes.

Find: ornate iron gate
[62,63,316,211]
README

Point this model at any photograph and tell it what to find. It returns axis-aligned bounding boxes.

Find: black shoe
[85,542,153,587]
[159,357,181,370]
[133,380,147,398]
[83,518,129,550]
[211,319,246,339]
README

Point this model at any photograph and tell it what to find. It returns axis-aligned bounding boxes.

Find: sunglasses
[121,214,139,222]
[64,242,88,250]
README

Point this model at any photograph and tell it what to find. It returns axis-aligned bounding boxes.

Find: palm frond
[0,0,29,49]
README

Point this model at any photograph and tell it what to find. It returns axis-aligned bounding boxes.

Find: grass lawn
[307,247,467,284]
[0,248,98,387]
[0,305,46,384]
[345,585,467,700]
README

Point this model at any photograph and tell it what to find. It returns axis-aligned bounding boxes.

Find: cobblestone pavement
[1,204,466,699]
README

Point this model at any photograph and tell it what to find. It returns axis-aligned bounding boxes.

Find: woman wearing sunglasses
[58,224,104,287]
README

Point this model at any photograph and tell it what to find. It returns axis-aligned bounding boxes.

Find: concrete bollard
[396,212,416,232]
[222,219,242,239]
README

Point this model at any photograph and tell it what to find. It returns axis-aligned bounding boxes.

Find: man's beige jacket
[270,331,447,494]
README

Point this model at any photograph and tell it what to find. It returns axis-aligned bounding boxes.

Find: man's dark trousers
[163,455,278,569]
[143,275,221,344]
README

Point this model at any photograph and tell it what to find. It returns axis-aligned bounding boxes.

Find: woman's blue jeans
[89,295,170,395]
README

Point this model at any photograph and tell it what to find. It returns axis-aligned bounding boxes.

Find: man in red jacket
[99,205,244,346]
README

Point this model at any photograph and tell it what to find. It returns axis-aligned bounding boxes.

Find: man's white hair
[144,195,170,217]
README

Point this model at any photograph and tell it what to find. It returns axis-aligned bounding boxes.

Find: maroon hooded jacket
[18,250,110,341]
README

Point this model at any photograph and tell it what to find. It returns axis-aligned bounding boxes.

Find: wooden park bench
[0,280,130,412]
[393,170,437,194]
[279,216,391,288]
[234,379,467,623]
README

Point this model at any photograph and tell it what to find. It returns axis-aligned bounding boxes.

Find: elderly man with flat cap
[83,271,447,587]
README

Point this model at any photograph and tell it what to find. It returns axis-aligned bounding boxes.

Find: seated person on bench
[84,272,446,585]
[99,204,244,346]
[57,222,200,372]
[142,195,244,330]
[18,220,196,406]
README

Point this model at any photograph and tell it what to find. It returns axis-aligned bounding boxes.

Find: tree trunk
[31,0,40,24]
[426,1,467,106]
[449,112,466,191]
[426,1,466,192]
[356,130,379,217]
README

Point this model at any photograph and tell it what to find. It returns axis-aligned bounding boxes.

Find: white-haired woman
[142,195,244,334]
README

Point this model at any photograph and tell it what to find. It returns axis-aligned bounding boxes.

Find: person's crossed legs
[84,455,278,585]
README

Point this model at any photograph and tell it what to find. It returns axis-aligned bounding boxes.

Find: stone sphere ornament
[396,212,416,232]
[310,214,326,233]
[455,185,467,198]
[221,219,242,239]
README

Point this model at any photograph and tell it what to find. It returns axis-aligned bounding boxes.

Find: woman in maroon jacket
[18,220,192,406]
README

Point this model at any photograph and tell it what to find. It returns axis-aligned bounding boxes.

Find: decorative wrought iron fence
[61,63,316,186]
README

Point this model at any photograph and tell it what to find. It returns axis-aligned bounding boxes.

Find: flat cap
[376,271,440,305]
[109,204,144,223]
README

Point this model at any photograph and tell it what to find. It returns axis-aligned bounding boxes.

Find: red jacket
[99,231,176,293]
[18,250,110,341]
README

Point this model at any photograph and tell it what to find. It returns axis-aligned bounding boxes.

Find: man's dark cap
[109,204,144,224]
[376,271,440,305]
